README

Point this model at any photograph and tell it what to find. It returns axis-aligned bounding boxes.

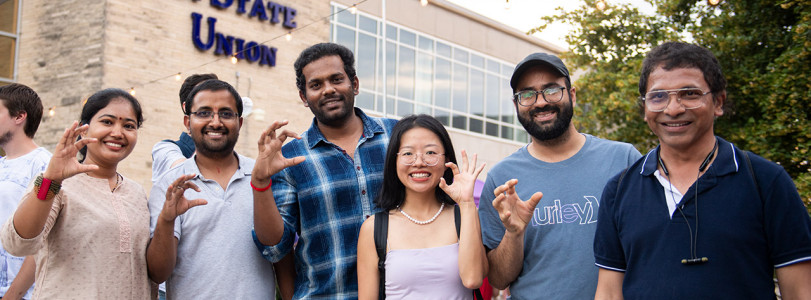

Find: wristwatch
[34,174,62,200]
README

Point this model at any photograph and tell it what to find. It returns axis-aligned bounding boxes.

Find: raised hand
[160,174,208,223]
[42,121,100,183]
[492,179,543,234]
[439,150,486,204]
[252,120,306,183]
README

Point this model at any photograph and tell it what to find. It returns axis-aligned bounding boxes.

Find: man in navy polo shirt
[594,42,811,299]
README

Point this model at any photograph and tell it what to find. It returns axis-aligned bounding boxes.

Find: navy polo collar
[640,136,740,178]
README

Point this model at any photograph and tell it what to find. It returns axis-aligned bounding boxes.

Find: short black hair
[179,73,218,114]
[639,42,727,103]
[376,114,457,211]
[294,43,357,94]
[0,83,43,138]
[79,88,144,162]
[185,79,242,116]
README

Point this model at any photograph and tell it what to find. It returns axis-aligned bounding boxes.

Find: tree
[532,0,811,210]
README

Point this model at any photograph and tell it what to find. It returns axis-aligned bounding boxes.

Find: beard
[192,126,239,159]
[0,131,12,148]
[517,98,574,142]
[309,94,355,128]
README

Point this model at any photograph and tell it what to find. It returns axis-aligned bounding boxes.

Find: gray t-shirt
[478,134,640,299]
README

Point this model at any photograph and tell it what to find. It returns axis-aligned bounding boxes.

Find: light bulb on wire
[231,56,238,64]
[175,73,182,81]
[48,107,55,117]
[350,5,357,14]
[420,0,428,6]
[285,31,292,41]
[129,88,136,96]
[708,0,721,6]
[596,0,606,10]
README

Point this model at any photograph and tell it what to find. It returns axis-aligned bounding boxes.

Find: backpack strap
[373,211,389,300]
[453,205,484,300]
[743,151,761,201]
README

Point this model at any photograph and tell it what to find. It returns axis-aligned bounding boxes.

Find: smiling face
[82,98,139,167]
[299,55,359,128]
[184,89,243,159]
[513,65,576,142]
[644,66,724,151]
[396,127,448,197]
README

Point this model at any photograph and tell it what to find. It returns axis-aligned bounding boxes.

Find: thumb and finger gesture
[161,174,207,223]
[492,179,543,234]
[43,121,99,182]
[439,150,486,204]
[253,120,305,182]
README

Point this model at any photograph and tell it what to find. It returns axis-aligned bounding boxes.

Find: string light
[596,0,606,10]
[48,107,55,117]
[504,0,510,10]
[175,72,182,81]
[708,0,721,5]
[231,56,238,64]
[350,5,357,14]
[129,88,136,96]
[285,31,292,41]
[420,0,428,6]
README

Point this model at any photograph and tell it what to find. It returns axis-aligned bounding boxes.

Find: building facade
[3,0,561,189]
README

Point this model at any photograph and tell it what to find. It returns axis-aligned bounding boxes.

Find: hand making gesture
[252,120,306,185]
[492,179,543,234]
[439,150,486,204]
[42,121,100,183]
[160,174,208,223]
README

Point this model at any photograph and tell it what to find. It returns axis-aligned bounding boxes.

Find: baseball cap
[510,52,570,91]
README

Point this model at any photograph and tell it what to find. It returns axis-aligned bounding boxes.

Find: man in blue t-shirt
[478,53,640,299]
[594,42,811,299]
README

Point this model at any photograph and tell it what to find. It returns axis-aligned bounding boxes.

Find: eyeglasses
[642,88,711,112]
[189,110,237,120]
[397,151,444,166]
[513,86,566,106]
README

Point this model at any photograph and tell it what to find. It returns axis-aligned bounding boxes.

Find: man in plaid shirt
[253,43,397,299]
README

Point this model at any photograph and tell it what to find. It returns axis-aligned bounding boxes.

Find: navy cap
[510,52,570,91]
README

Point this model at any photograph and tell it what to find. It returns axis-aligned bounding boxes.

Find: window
[0,0,19,85]
[330,3,527,143]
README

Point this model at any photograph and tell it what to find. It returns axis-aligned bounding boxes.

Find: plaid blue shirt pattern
[254,108,397,299]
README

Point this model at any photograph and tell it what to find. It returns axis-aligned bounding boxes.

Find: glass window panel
[486,59,500,73]
[435,109,450,126]
[452,64,468,113]
[356,91,374,110]
[436,42,451,58]
[415,53,432,105]
[359,15,377,34]
[415,104,432,115]
[501,63,513,77]
[0,36,15,79]
[500,78,514,123]
[386,42,396,96]
[386,24,397,40]
[453,48,469,63]
[377,38,384,93]
[469,118,483,134]
[337,8,356,26]
[516,130,529,143]
[397,100,413,116]
[357,33,377,91]
[470,54,484,68]
[486,122,499,137]
[336,26,355,54]
[470,70,484,116]
[418,36,433,52]
[501,125,514,140]
[398,46,415,100]
[386,97,395,115]
[434,58,451,109]
[399,29,416,46]
[452,114,467,130]
[486,74,500,120]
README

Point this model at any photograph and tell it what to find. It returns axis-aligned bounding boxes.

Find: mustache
[528,105,559,117]
[202,126,229,135]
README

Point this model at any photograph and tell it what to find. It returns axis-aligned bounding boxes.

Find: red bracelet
[37,177,52,200]
[250,179,272,192]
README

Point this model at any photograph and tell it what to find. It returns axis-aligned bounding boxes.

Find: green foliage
[531,0,811,210]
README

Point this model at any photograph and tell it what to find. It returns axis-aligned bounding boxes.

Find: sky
[448,0,655,49]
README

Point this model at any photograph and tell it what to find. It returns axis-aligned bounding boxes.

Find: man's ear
[352,76,359,95]
[713,90,726,117]
[13,111,27,126]
[569,86,577,108]
[299,91,309,107]
[184,115,191,132]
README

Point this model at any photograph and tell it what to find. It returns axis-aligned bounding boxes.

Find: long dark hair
[376,114,457,211]
[78,88,144,162]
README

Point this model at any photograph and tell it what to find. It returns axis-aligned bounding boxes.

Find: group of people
[0,40,808,300]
